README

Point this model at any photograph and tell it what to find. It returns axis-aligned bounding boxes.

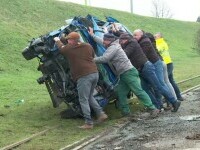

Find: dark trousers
[167,63,182,99]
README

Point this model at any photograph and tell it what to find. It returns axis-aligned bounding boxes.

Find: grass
[0,0,200,149]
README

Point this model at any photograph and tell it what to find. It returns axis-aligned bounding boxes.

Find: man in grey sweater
[88,27,159,117]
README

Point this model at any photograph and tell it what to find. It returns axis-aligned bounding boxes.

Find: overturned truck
[22,15,131,118]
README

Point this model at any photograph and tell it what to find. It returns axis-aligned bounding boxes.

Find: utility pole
[85,0,88,6]
[130,0,133,13]
[88,0,91,6]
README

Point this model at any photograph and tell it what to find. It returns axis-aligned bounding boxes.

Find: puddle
[180,115,200,121]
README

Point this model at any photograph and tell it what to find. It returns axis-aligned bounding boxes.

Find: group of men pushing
[53,24,183,129]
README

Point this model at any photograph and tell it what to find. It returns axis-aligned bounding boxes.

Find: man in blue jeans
[119,33,161,109]
[54,32,108,129]
[133,29,181,112]
[154,32,184,101]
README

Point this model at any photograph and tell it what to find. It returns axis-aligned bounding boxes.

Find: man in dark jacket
[119,33,161,110]
[146,32,177,101]
[54,32,108,129]
[128,29,180,112]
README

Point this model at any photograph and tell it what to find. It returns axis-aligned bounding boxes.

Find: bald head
[133,29,144,41]
[154,32,163,40]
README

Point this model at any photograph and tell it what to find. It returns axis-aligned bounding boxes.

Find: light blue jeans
[140,60,176,108]
[153,60,177,103]
[77,72,103,125]
[162,61,177,99]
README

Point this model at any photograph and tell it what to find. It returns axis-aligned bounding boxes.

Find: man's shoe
[171,101,181,112]
[150,109,160,118]
[97,113,108,123]
[178,97,184,101]
[163,105,172,111]
[78,124,93,129]
[120,113,138,121]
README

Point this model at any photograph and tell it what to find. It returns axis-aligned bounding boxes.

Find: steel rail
[181,84,200,94]
[59,128,115,150]
[177,75,200,84]
[0,125,59,150]
[59,122,130,150]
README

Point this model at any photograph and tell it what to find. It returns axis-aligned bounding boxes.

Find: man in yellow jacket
[154,32,184,101]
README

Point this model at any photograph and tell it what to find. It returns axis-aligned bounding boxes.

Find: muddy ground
[83,88,200,150]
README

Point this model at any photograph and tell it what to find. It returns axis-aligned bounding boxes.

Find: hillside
[0,0,199,73]
[0,0,200,121]
[0,0,199,76]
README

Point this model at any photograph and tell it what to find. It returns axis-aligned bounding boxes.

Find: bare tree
[151,0,173,18]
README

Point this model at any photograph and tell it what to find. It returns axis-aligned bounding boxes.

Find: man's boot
[171,101,181,112]
[150,109,160,118]
[97,113,108,123]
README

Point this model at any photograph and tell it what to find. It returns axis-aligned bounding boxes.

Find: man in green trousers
[88,27,159,117]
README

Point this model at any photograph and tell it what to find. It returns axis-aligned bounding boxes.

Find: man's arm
[54,37,66,54]
[88,27,104,45]
[92,35,104,45]
[94,48,115,63]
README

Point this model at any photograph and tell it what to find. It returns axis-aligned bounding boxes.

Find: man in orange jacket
[54,32,108,129]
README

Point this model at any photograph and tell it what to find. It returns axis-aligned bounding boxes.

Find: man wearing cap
[88,27,159,117]
[133,29,181,112]
[54,32,108,129]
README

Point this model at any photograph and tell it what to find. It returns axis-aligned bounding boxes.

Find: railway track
[1,75,200,150]
[61,84,200,150]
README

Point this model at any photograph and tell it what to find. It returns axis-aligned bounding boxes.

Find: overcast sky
[59,0,200,22]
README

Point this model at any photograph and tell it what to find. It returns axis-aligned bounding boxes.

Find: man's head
[119,33,132,45]
[145,32,156,43]
[66,32,80,45]
[103,33,116,48]
[133,29,144,41]
[154,32,162,40]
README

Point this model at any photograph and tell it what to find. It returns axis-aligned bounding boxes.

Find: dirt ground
[83,88,200,150]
